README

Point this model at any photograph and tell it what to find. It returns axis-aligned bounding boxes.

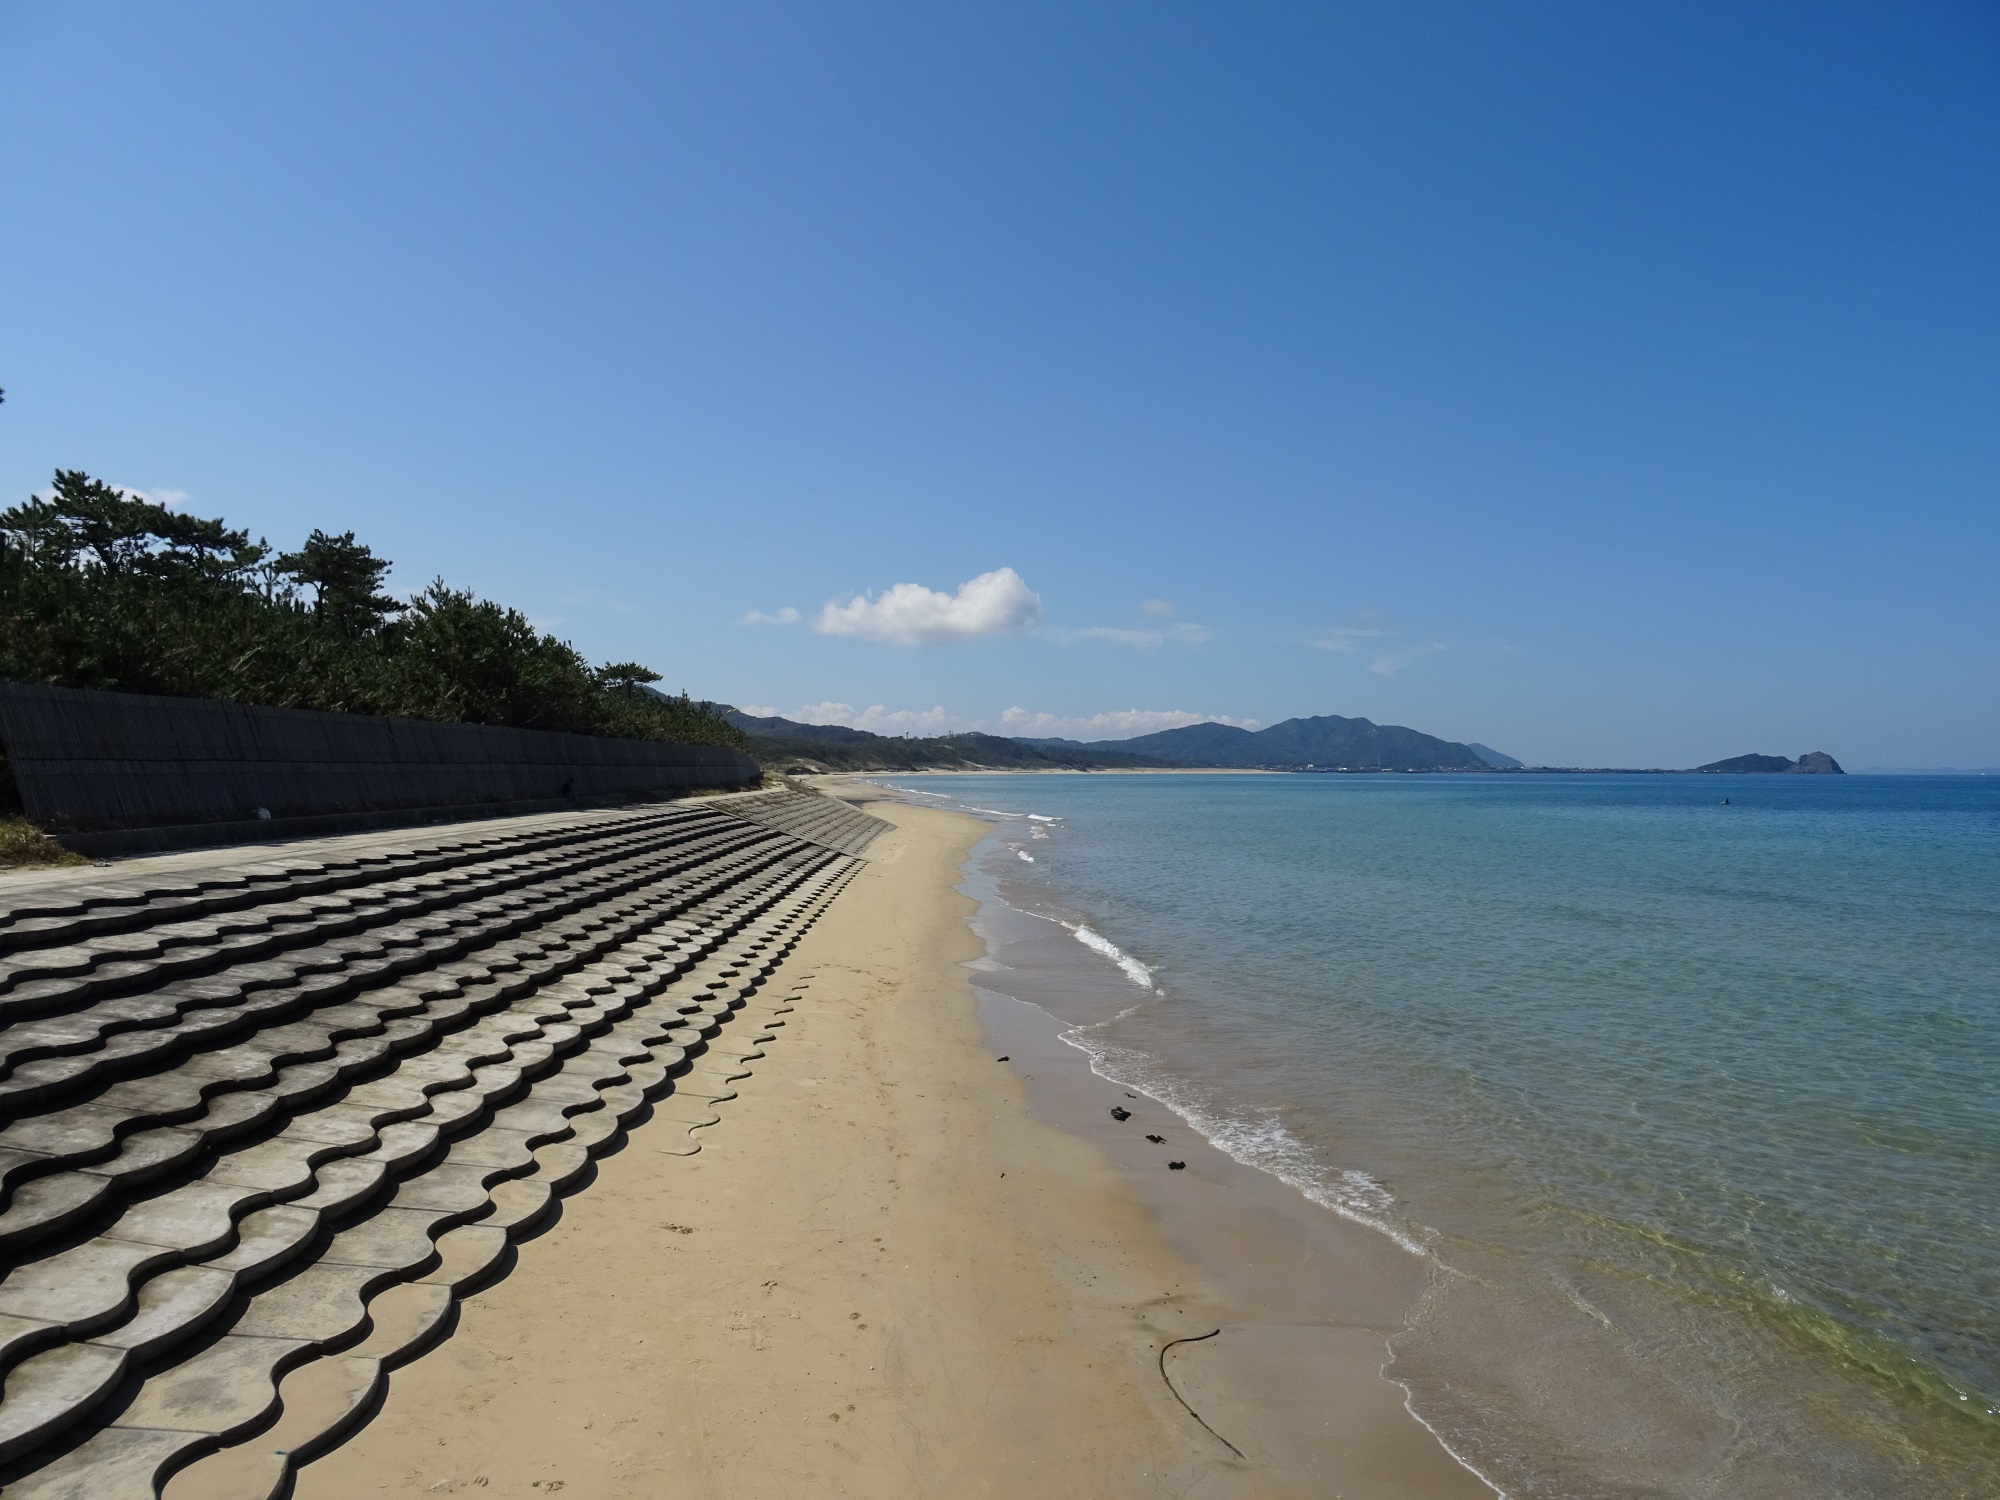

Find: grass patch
[0,818,87,870]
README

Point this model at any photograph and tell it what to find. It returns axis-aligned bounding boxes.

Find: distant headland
[725,709,1848,778]
[1694,752,1845,775]
[729,709,1491,773]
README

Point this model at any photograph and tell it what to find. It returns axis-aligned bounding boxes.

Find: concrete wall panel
[0,682,758,834]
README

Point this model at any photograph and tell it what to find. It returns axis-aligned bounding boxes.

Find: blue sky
[2,2,1995,768]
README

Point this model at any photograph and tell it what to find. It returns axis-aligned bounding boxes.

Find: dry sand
[292,794,1491,1499]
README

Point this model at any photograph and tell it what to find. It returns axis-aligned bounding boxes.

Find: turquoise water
[883,773,2000,1498]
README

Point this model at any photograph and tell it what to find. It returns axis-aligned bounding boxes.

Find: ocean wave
[958,858,1488,1483]
[1017,850,1036,862]
[964,832,1426,1251]
[876,782,1063,826]
[1058,1026,1431,1258]
[1070,924,1154,988]
[964,852,1435,1257]
[872,783,1027,819]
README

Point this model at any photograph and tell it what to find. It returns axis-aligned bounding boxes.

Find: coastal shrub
[0,470,745,750]
[0,815,85,869]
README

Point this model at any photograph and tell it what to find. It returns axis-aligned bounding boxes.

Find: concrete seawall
[0,682,759,855]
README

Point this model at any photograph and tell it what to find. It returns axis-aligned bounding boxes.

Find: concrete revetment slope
[0,787,884,1498]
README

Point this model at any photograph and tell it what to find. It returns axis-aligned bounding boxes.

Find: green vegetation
[0,815,87,869]
[0,471,745,750]
[725,710,1166,771]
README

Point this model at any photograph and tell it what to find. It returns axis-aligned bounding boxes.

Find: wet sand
[292,792,1490,1498]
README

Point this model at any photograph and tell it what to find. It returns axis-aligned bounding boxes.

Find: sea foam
[1060,1025,1430,1256]
[1069,924,1153,988]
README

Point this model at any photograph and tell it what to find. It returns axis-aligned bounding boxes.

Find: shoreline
[292,790,1488,1497]
[869,766,1284,776]
[855,779,1498,1494]
[972,988,1494,1492]
[922,791,1501,1496]
[851,771,2000,1500]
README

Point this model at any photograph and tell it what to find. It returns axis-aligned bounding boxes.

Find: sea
[874,771,2000,1499]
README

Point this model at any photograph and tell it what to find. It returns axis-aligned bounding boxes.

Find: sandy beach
[292,789,1491,1499]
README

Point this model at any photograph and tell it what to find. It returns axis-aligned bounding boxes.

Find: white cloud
[1313,627,1388,653]
[1045,621,1210,650]
[786,701,964,734]
[1314,606,1395,653]
[814,567,1042,646]
[39,481,193,508]
[1314,609,1443,675]
[1368,644,1447,676]
[1046,597,1210,649]
[741,606,801,626]
[998,707,1262,739]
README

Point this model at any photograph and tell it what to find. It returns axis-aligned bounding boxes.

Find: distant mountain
[725,706,1495,773]
[1109,721,1266,764]
[1694,751,1845,774]
[1067,714,1488,771]
[721,710,1163,772]
[1467,742,1523,770]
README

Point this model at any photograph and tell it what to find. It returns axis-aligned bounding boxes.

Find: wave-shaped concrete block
[3,1424,191,1500]
[0,807,858,1491]
[0,1349,122,1456]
